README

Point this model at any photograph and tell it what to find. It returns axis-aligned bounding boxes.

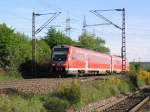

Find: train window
[113,59,121,64]
[76,53,85,61]
[71,54,76,60]
[54,48,68,52]
[71,52,85,61]
[52,47,69,61]
[92,56,110,64]
[53,54,67,61]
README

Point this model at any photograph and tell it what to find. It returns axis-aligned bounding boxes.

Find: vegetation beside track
[0,95,45,112]
[0,70,22,81]
[0,72,150,112]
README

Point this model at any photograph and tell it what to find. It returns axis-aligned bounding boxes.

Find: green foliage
[52,81,81,105]
[0,95,45,112]
[0,70,22,81]
[36,40,51,63]
[130,63,140,74]
[128,74,139,90]
[44,28,76,49]
[79,77,131,108]
[43,80,81,111]
[0,24,51,78]
[79,32,110,54]
[0,24,32,70]
[44,96,69,112]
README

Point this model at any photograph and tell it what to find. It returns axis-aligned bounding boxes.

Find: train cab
[51,45,69,74]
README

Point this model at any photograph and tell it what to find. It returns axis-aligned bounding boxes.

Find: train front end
[51,45,69,75]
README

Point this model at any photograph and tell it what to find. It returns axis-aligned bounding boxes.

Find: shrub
[128,74,139,90]
[44,96,69,112]
[43,80,81,111]
[52,80,81,105]
[138,70,150,85]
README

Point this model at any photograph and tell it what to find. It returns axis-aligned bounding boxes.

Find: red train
[51,45,129,75]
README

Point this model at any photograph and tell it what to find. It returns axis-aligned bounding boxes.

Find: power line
[34,0,80,21]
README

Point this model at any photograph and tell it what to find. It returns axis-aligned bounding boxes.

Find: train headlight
[52,64,55,66]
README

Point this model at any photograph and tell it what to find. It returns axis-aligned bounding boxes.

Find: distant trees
[44,28,110,54]
[79,32,110,54]
[44,28,76,49]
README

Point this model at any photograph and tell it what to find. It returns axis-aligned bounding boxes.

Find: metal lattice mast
[82,16,87,33]
[122,8,126,71]
[32,12,36,75]
[65,15,71,37]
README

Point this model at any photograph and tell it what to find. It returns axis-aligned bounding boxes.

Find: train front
[51,45,69,75]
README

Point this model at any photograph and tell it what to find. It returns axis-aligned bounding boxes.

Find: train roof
[70,45,111,57]
[53,45,126,60]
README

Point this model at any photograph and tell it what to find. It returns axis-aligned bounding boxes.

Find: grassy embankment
[0,71,150,112]
[0,70,22,81]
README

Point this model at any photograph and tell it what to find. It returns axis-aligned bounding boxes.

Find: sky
[0,0,150,62]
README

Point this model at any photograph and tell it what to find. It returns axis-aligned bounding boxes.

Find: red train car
[51,45,129,75]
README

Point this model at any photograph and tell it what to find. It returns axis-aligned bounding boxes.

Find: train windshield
[52,48,68,61]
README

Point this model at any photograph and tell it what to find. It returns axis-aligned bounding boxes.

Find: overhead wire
[34,0,80,21]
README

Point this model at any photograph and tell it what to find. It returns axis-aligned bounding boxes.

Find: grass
[78,76,131,108]
[0,70,22,81]
[0,95,45,112]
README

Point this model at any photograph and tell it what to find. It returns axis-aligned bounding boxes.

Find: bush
[128,74,139,90]
[44,96,69,112]
[43,80,81,111]
[138,70,150,85]
[52,80,81,105]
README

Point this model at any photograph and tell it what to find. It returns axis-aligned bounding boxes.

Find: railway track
[0,75,112,94]
[137,98,150,112]
[98,88,150,112]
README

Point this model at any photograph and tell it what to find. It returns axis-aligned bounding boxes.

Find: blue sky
[0,0,150,62]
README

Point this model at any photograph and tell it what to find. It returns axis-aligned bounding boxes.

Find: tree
[0,24,51,71]
[0,24,32,70]
[44,28,76,49]
[36,40,51,63]
[79,32,110,54]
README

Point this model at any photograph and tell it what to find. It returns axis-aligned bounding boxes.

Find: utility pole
[90,8,126,71]
[32,12,36,75]
[31,12,61,76]
[122,8,126,71]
